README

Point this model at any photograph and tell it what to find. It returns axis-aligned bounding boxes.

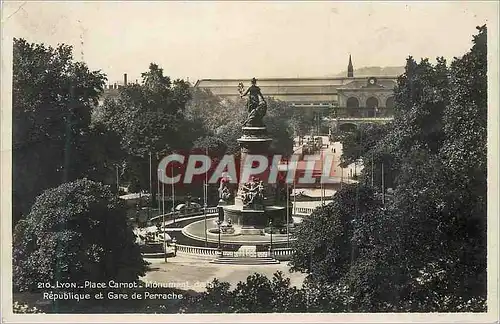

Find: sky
[2,1,498,84]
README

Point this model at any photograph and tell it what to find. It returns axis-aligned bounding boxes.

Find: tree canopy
[185,88,294,157]
[97,63,193,158]
[292,25,488,312]
[13,179,147,292]
[180,272,307,313]
[12,38,107,224]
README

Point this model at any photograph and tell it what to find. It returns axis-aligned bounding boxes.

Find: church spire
[347,54,354,77]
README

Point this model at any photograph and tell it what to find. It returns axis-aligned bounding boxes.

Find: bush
[13,179,147,292]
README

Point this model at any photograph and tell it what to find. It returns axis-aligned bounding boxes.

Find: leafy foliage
[185,87,294,156]
[339,123,388,167]
[13,301,43,314]
[290,185,382,284]
[13,179,147,292]
[294,26,488,312]
[288,110,316,137]
[97,63,192,158]
[95,63,196,192]
[180,272,307,313]
[12,38,107,224]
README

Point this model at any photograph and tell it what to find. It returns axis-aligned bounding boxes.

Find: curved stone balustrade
[205,207,218,214]
[146,206,311,260]
[271,248,294,257]
[149,207,219,223]
[294,207,315,215]
[270,248,294,261]
[151,206,312,222]
[337,117,393,121]
[173,244,296,260]
[175,244,219,258]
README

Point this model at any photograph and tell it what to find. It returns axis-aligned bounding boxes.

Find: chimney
[347,54,354,78]
[124,73,128,85]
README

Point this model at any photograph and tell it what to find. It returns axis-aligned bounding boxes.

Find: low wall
[173,244,295,261]
[270,248,294,261]
[149,207,218,223]
[175,244,219,259]
[294,207,315,215]
[143,206,308,260]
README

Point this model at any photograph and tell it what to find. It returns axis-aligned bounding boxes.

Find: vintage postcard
[1,1,499,323]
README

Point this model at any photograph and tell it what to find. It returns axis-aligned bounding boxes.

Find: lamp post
[149,152,152,221]
[116,164,119,195]
[160,170,165,217]
[340,166,343,190]
[371,154,374,187]
[203,182,208,247]
[382,162,385,206]
[158,169,167,263]
[171,163,176,225]
[204,145,209,247]
[269,219,273,258]
[157,169,161,214]
[216,219,222,256]
[164,232,168,264]
[286,174,290,248]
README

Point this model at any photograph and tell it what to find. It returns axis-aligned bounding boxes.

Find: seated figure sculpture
[241,177,265,209]
[218,179,232,203]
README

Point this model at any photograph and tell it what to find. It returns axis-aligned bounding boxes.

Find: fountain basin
[182,217,294,245]
[222,204,290,228]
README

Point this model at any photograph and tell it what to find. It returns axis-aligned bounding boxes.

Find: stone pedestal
[222,126,287,233]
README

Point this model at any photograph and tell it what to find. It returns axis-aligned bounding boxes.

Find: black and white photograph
[1,1,498,322]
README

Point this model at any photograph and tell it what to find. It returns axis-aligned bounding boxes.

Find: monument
[221,78,290,235]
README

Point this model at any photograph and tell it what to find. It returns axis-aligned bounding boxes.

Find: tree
[192,136,228,157]
[288,110,315,137]
[96,63,193,191]
[420,25,487,310]
[186,87,243,133]
[83,122,125,187]
[12,38,106,224]
[339,123,388,167]
[290,185,382,284]
[180,272,307,313]
[180,279,233,313]
[290,26,487,312]
[376,26,487,311]
[185,88,294,157]
[265,98,295,156]
[13,179,147,292]
[98,63,192,157]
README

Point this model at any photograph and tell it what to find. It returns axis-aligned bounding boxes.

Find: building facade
[194,56,399,124]
[100,58,399,132]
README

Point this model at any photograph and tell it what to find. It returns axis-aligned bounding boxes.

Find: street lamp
[286,167,290,248]
[164,231,168,264]
[170,163,176,225]
[216,219,222,255]
[269,219,273,257]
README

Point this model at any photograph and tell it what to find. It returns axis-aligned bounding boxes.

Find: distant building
[99,73,137,105]
[100,57,399,132]
[194,56,399,124]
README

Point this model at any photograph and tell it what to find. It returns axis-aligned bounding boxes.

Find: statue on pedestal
[238,78,267,127]
[218,178,232,204]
